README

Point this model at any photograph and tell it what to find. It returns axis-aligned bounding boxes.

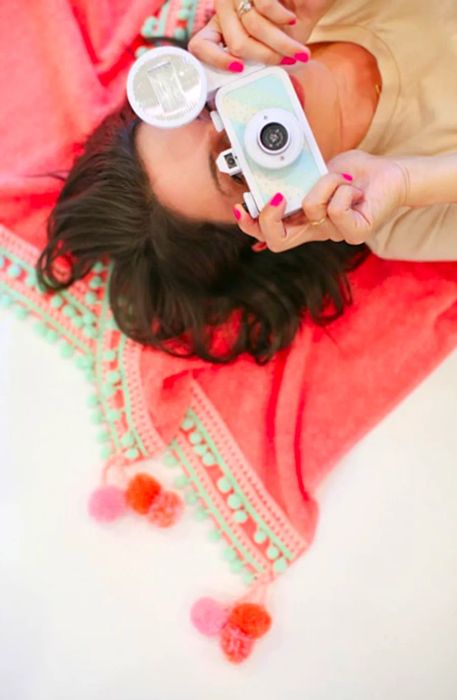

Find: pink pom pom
[190,597,229,637]
[88,486,126,522]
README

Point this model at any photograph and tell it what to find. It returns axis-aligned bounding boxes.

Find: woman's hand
[188,0,310,70]
[233,150,409,252]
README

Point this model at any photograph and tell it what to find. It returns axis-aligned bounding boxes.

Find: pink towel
[1,0,457,663]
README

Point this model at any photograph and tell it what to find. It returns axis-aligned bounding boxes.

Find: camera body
[212,67,327,218]
[126,47,327,219]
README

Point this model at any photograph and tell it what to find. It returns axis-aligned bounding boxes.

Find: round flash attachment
[127,47,208,129]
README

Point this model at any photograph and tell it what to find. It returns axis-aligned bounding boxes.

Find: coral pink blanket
[1,0,457,660]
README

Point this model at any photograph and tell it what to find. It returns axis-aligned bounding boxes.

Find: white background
[1,312,456,700]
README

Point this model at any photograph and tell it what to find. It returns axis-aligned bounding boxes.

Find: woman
[37,0,457,364]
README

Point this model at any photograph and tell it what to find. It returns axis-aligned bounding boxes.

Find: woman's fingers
[238,11,310,59]
[233,205,265,240]
[188,16,247,70]
[326,185,371,244]
[301,172,352,221]
[216,0,308,64]
[245,0,297,26]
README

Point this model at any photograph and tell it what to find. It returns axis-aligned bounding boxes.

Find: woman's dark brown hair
[36,99,368,364]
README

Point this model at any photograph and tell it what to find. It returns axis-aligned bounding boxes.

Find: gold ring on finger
[309,216,327,227]
[237,0,254,19]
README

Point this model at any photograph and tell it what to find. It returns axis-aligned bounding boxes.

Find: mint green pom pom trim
[85,292,98,305]
[223,547,237,562]
[233,510,248,523]
[103,350,116,362]
[229,558,243,573]
[7,263,21,278]
[174,28,187,40]
[120,432,134,448]
[227,494,242,510]
[89,276,103,290]
[181,417,195,430]
[208,528,222,541]
[188,430,202,445]
[141,16,158,38]
[254,529,267,544]
[0,294,13,308]
[194,508,209,521]
[272,557,288,574]
[217,477,231,493]
[14,306,29,320]
[59,341,75,358]
[25,272,37,287]
[126,447,140,460]
[163,452,179,467]
[83,325,97,339]
[90,411,104,425]
[202,452,216,466]
[242,570,255,585]
[46,329,59,344]
[62,305,76,318]
[185,491,198,505]
[34,321,47,337]
[50,296,63,309]
[106,370,121,384]
[135,46,148,59]
[266,545,279,560]
[174,474,189,489]
[76,355,93,369]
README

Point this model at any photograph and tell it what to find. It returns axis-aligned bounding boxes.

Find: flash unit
[126,46,208,129]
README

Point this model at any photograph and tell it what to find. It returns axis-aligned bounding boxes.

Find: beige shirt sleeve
[367,204,457,261]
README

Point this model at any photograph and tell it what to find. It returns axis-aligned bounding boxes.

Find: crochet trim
[0,224,307,588]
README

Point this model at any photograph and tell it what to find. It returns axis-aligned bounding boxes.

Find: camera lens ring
[244,108,303,170]
[258,122,290,153]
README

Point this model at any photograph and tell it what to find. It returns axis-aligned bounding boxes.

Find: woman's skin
[135,42,381,225]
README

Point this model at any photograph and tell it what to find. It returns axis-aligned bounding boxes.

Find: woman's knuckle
[267,240,281,253]
[226,37,244,56]
[244,14,260,34]
[256,0,273,13]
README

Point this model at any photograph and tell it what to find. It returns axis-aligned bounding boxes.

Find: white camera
[127,47,327,218]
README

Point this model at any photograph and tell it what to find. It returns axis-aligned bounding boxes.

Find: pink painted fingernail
[270,192,284,207]
[228,61,244,73]
[233,206,241,221]
[342,172,353,181]
[294,52,309,63]
[280,56,297,65]
[288,18,297,26]
[252,242,268,252]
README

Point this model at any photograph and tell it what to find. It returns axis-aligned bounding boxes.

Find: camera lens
[259,122,289,152]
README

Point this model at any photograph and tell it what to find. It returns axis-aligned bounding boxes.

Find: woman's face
[135,60,341,224]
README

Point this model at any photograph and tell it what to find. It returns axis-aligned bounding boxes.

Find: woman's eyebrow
[208,152,228,196]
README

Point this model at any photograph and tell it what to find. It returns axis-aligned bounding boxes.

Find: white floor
[1,311,456,700]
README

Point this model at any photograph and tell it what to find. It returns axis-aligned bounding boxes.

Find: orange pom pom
[228,603,272,639]
[125,473,161,515]
[220,623,255,663]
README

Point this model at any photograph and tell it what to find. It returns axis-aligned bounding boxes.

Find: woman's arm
[396,154,457,207]
[232,150,457,261]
